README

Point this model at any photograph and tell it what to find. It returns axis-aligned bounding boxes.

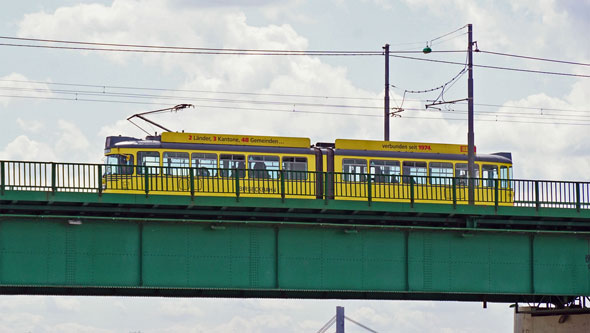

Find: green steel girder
[2,190,590,231]
[0,214,588,302]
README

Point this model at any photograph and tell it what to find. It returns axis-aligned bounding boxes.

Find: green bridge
[1,160,590,306]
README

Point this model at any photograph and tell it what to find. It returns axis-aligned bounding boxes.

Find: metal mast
[467,24,475,205]
[336,306,345,333]
[384,44,390,141]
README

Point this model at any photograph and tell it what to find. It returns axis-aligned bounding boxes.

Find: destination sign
[162,132,311,148]
[335,139,475,155]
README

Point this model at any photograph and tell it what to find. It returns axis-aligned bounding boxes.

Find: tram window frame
[455,163,480,186]
[429,162,453,185]
[191,153,218,177]
[219,154,246,178]
[283,156,308,180]
[104,154,134,175]
[482,164,499,187]
[500,166,510,188]
[342,158,367,182]
[369,160,400,183]
[137,151,160,175]
[163,152,189,176]
[402,161,427,184]
[248,155,280,179]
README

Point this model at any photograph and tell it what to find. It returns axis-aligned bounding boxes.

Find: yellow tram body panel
[332,139,513,205]
[103,133,513,205]
[104,132,317,199]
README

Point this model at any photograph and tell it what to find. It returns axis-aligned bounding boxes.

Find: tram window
[482,164,499,187]
[429,162,453,185]
[402,161,427,184]
[370,160,400,183]
[342,159,367,182]
[500,166,509,188]
[220,154,245,178]
[137,151,160,175]
[104,154,134,175]
[249,155,279,179]
[164,152,189,176]
[192,153,217,176]
[283,157,308,180]
[455,163,480,186]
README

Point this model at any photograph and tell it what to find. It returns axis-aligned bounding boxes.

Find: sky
[0,0,589,331]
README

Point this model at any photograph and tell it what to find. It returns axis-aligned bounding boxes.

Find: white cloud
[52,297,82,312]
[0,119,97,163]
[0,312,44,332]
[0,135,57,161]
[26,0,590,183]
[2,1,587,333]
[474,79,590,181]
[55,119,90,155]
[16,117,44,133]
[44,322,113,333]
[0,73,53,107]
[159,298,204,317]
[15,0,467,151]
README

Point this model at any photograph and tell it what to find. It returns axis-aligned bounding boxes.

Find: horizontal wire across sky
[1,30,590,126]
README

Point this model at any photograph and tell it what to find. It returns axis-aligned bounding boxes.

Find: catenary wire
[3,79,590,114]
[0,42,383,56]
[2,42,588,77]
[479,50,590,67]
[3,35,589,75]
[0,86,384,110]
[388,54,590,78]
[0,78,383,101]
[0,35,380,54]
[7,84,588,119]
[3,93,590,126]
[0,38,463,55]
[8,85,590,119]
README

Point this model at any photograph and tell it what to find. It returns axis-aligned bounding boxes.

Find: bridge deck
[0,190,589,303]
[1,160,590,303]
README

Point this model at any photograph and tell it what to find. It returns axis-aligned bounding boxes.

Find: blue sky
[0,0,589,331]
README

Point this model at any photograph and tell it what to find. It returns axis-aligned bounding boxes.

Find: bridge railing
[1,161,102,193]
[1,160,590,209]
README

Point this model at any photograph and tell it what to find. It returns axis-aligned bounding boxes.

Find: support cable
[345,316,379,333]
[429,25,468,44]
[316,316,336,333]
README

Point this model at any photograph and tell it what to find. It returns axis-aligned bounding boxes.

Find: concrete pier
[514,307,590,332]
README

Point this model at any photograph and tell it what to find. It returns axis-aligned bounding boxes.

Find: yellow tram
[103,132,320,198]
[329,139,513,204]
[103,132,513,204]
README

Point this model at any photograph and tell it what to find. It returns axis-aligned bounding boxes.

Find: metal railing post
[367,174,372,205]
[51,162,57,193]
[280,170,285,201]
[189,167,195,199]
[97,164,103,196]
[234,168,240,201]
[410,178,415,207]
[0,161,5,195]
[453,177,457,208]
[324,172,329,204]
[534,180,540,210]
[144,166,149,196]
[576,182,581,212]
[494,178,499,209]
